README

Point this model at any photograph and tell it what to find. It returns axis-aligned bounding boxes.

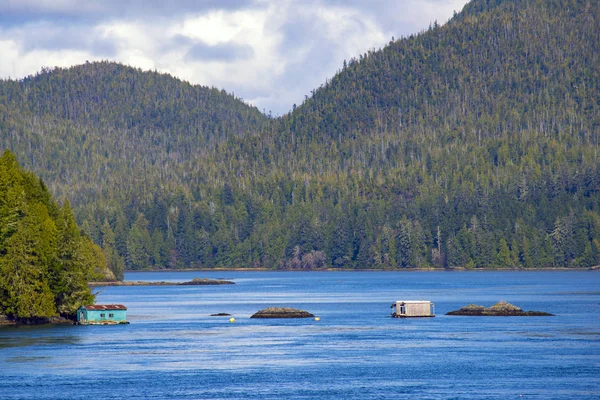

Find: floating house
[391,300,435,318]
[77,304,128,325]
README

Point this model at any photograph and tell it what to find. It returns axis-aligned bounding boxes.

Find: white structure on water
[391,300,435,318]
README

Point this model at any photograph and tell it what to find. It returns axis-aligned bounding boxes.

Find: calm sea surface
[1,271,599,399]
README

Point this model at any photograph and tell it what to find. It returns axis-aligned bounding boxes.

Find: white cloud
[0,39,99,79]
[0,0,470,115]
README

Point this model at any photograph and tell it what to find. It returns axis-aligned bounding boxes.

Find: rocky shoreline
[0,314,74,326]
[88,277,235,287]
[446,301,554,316]
[250,307,315,318]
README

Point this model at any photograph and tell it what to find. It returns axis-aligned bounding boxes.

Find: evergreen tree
[496,238,512,268]
[101,219,124,280]
[126,213,152,270]
[52,200,95,315]
[0,204,56,318]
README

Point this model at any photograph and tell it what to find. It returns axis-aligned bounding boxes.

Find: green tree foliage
[126,214,153,270]
[101,219,124,280]
[0,0,598,271]
[0,203,56,318]
[496,239,512,268]
[0,151,100,319]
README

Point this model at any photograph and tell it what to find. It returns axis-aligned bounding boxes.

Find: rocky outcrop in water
[88,278,234,287]
[250,307,315,318]
[182,278,235,285]
[446,301,554,316]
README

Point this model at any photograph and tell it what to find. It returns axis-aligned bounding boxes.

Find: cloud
[0,0,470,115]
[185,41,254,62]
[1,0,258,20]
[14,22,116,56]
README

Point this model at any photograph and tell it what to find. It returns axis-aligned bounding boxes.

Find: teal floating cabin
[77,304,128,325]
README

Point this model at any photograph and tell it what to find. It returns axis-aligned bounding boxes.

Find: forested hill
[2,61,267,136]
[1,0,599,274]
[0,62,269,203]
[282,0,598,146]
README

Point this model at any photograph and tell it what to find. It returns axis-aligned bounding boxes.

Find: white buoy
[314,317,320,321]
[229,317,235,323]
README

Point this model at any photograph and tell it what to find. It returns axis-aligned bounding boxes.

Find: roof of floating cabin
[396,300,432,304]
[80,304,127,310]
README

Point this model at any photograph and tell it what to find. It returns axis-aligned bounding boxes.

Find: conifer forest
[0,0,599,284]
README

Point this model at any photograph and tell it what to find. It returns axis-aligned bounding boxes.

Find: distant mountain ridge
[3,61,267,136]
[0,61,270,206]
[0,0,598,274]
[284,0,598,144]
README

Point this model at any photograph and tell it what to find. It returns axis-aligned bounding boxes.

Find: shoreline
[123,267,597,273]
[0,315,73,327]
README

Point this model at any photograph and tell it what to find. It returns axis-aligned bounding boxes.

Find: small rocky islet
[250,307,315,318]
[88,277,235,287]
[446,301,554,316]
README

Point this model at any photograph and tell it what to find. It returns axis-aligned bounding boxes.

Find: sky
[0,0,470,115]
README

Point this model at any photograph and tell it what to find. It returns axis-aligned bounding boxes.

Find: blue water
[1,271,599,399]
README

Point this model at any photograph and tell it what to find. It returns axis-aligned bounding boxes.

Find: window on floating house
[109,313,114,318]
[100,313,105,317]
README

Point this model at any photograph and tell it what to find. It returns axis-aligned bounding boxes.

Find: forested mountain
[0,62,269,202]
[1,0,598,274]
[0,150,105,319]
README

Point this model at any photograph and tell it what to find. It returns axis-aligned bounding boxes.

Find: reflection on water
[0,333,81,349]
[6,356,51,363]
[0,271,599,399]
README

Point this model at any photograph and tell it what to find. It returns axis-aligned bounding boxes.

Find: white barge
[391,300,435,318]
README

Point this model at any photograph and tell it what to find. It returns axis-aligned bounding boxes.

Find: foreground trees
[0,151,103,319]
